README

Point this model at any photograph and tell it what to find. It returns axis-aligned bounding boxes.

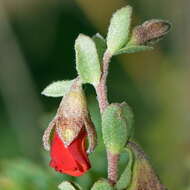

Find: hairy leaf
[58,181,82,190]
[41,80,74,97]
[114,45,153,55]
[91,179,113,190]
[75,34,101,86]
[107,6,133,55]
[92,33,107,62]
[115,148,134,190]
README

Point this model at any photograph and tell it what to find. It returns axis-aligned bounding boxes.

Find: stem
[95,50,119,185]
[95,50,111,113]
[107,151,120,185]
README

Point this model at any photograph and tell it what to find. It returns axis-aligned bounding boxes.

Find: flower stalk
[95,50,119,185]
[95,50,111,114]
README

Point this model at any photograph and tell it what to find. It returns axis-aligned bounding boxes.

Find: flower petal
[50,129,90,176]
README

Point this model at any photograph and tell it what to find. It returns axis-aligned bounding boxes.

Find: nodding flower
[42,79,97,176]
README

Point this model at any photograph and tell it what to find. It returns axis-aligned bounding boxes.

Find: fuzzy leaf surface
[115,148,134,190]
[91,179,113,190]
[58,181,82,190]
[102,103,128,154]
[75,34,101,86]
[107,6,133,55]
[92,33,107,62]
[114,45,153,55]
[41,80,74,97]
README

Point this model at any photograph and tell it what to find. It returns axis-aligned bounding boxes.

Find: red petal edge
[49,128,91,176]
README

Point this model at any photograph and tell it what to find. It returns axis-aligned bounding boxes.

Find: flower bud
[102,103,134,154]
[127,141,167,190]
[129,19,171,45]
[42,79,97,176]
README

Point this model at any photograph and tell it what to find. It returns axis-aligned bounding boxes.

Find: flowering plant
[42,5,171,190]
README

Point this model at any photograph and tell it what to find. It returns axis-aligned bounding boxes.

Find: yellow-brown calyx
[42,79,97,154]
[127,141,167,190]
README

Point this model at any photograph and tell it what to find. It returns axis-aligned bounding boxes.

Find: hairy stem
[95,50,111,113]
[107,151,120,185]
[95,50,119,185]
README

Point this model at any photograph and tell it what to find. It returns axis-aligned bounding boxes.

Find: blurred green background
[0,0,189,189]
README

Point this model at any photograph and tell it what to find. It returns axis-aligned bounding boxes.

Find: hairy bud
[127,141,167,190]
[129,19,171,45]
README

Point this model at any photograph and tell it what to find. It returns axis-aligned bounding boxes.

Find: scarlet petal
[50,129,91,176]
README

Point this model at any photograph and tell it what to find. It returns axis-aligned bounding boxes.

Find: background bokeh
[0,0,189,189]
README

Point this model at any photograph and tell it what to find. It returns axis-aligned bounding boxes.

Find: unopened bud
[129,19,171,45]
[102,103,134,154]
[127,141,167,190]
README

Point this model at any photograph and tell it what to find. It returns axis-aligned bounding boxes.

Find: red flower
[49,128,91,176]
[42,80,97,176]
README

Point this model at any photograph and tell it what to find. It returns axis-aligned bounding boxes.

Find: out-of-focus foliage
[0,0,189,190]
[0,159,55,190]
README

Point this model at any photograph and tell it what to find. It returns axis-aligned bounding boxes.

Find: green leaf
[91,179,113,190]
[58,181,82,190]
[102,103,130,154]
[92,33,107,62]
[75,34,101,86]
[115,148,134,190]
[106,6,133,55]
[41,80,74,97]
[114,45,153,55]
